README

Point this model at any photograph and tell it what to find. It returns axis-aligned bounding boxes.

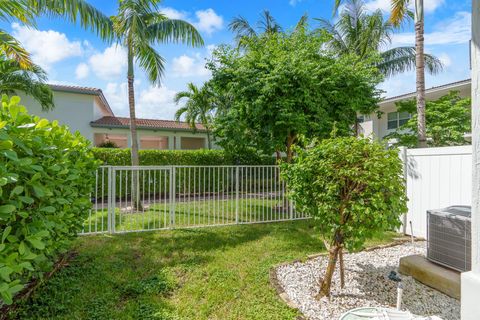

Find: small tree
[282,136,407,298]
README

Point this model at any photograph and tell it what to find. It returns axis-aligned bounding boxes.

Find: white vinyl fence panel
[403,145,472,238]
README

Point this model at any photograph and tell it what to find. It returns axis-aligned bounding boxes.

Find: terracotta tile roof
[49,84,114,116]
[90,116,206,132]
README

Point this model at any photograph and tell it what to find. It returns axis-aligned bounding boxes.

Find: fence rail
[81,165,304,235]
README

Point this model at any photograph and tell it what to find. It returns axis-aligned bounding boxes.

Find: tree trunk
[415,0,427,148]
[127,47,141,210]
[316,244,341,299]
[286,133,296,163]
[206,129,212,149]
[339,246,345,288]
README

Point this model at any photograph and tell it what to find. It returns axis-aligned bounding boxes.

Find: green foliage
[97,140,118,148]
[282,137,407,252]
[8,221,398,319]
[91,147,274,166]
[0,95,98,304]
[385,91,471,148]
[208,30,382,159]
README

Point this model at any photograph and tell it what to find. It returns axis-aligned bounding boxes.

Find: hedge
[91,148,275,166]
[0,96,99,305]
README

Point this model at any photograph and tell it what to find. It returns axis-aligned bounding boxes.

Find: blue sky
[0,0,472,120]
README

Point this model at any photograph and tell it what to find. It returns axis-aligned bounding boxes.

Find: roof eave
[89,122,207,133]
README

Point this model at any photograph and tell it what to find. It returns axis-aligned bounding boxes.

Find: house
[17,84,212,150]
[359,79,471,141]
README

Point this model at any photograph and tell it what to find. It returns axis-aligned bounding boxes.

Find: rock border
[269,236,425,319]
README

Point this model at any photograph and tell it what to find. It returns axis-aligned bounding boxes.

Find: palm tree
[111,0,203,167]
[390,0,427,147]
[0,56,53,110]
[174,83,214,149]
[0,0,113,68]
[320,0,441,78]
[333,0,428,147]
[229,10,308,47]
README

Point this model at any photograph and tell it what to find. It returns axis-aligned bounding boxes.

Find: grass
[83,198,302,233]
[10,220,398,320]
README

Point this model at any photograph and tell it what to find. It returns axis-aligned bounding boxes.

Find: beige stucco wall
[91,127,216,150]
[17,91,97,141]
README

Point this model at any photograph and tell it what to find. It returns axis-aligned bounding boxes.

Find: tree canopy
[207,30,382,161]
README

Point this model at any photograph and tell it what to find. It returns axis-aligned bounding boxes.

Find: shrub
[0,96,98,304]
[91,147,274,166]
[282,136,407,298]
[97,141,118,148]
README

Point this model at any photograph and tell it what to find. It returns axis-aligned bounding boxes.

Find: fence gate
[81,165,306,235]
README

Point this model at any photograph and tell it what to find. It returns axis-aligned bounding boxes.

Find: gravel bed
[275,242,460,320]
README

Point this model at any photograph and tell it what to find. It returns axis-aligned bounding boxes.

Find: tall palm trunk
[127,47,141,210]
[206,129,212,149]
[415,0,427,148]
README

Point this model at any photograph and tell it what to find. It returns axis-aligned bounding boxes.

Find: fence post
[170,166,176,227]
[107,166,114,234]
[235,167,240,224]
[399,146,408,235]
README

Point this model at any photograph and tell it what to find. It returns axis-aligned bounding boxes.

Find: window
[387,111,411,130]
[181,137,205,150]
[140,136,168,150]
[94,133,128,148]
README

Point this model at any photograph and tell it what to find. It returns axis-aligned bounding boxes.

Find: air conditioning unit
[427,206,471,272]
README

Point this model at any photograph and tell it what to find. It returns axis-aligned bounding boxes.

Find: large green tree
[385,91,471,147]
[0,56,53,110]
[208,30,382,161]
[110,0,203,167]
[174,82,214,149]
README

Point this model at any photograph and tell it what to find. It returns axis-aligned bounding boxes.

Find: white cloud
[193,9,224,35]
[75,63,90,79]
[289,0,303,6]
[161,7,188,20]
[172,53,210,78]
[88,44,127,80]
[11,23,83,70]
[103,82,179,119]
[161,7,223,35]
[437,53,452,68]
[365,0,444,14]
[391,11,471,47]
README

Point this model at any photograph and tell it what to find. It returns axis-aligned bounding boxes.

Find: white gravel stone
[275,242,460,320]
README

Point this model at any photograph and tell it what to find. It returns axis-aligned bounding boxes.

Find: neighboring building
[359,79,471,141]
[17,84,212,150]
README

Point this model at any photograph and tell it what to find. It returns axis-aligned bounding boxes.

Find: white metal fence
[81,165,305,234]
[401,145,472,238]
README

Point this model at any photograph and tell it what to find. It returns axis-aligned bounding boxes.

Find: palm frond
[134,43,165,85]
[147,18,204,47]
[29,0,114,40]
[258,10,282,34]
[390,0,410,26]
[0,29,33,69]
[378,46,443,77]
[0,0,35,24]
[294,13,309,32]
[229,15,257,43]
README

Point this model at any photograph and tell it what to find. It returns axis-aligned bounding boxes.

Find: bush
[97,141,118,148]
[0,96,98,304]
[92,147,274,166]
[282,136,407,298]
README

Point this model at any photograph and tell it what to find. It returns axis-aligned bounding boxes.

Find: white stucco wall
[17,91,96,141]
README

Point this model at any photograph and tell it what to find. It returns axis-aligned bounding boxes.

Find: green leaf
[40,206,55,213]
[35,119,49,129]
[27,238,45,250]
[2,226,12,243]
[10,186,24,196]
[0,205,16,214]
[0,266,13,282]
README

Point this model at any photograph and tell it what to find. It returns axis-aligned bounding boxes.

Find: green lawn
[83,198,302,234]
[10,220,398,320]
